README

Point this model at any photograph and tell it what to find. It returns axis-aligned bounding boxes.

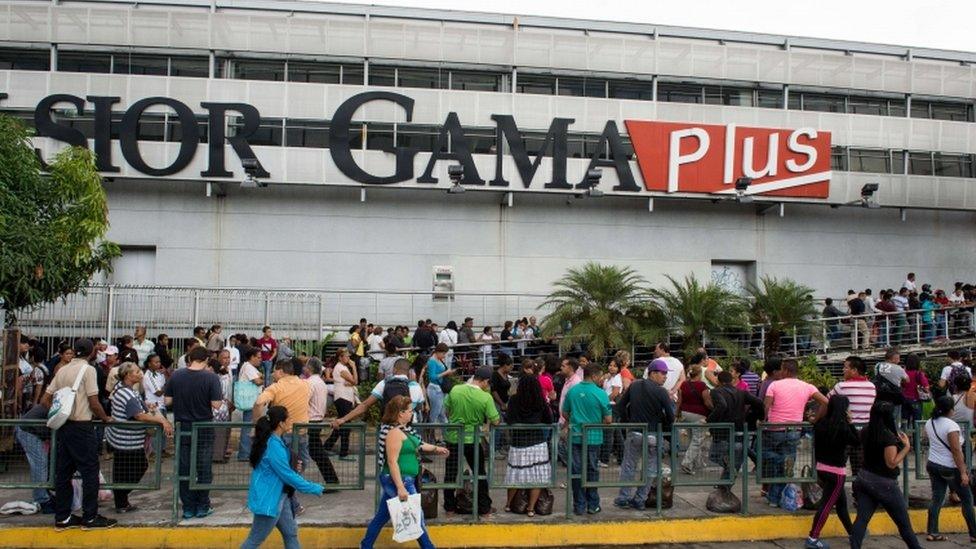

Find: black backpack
[382,377,411,403]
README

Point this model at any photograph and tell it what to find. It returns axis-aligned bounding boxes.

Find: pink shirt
[539,373,555,400]
[558,369,584,425]
[765,378,819,424]
[736,380,749,392]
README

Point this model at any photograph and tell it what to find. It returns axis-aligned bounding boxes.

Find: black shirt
[154,343,173,369]
[506,400,553,447]
[849,298,866,316]
[813,421,860,468]
[617,379,675,431]
[491,371,511,405]
[862,428,903,478]
[163,367,223,423]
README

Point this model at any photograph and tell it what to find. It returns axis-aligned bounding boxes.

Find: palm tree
[645,275,749,356]
[748,276,817,358]
[539,263,649,359]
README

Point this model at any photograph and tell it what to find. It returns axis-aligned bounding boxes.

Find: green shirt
[383,430,422,478]
[445,383,500,444]
[562,380,612,445]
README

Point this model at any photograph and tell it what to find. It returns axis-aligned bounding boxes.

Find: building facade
[1,0,975,301]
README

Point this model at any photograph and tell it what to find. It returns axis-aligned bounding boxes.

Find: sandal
[526,511,535,518]
[927,534,948,542]
[504,506,511,513]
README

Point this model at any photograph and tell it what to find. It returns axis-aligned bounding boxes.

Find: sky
[314,0,975,53]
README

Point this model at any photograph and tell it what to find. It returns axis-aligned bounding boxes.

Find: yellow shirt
[255,375,311,431]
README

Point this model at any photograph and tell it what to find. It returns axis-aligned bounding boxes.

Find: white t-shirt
[370,376,425,408]
[904,279,917,292]
[143,369,167,410]
[439,329,458,348]
[332,363,357,403]
[926,416,962,468]
[239,362,261,383]
[603,373,623,398]
[367,334,385,361]
[480,334,494,353]
[892,295,909,312]
[941,363,972,381]
[949,292,965,305]
[224,345,241,372]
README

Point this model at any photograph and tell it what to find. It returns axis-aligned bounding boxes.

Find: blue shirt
[562,381,612,445]
[426,357,446,387]
[247,434,323,517]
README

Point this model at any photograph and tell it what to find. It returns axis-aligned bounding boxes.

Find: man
[413,320,437,353]
[762,358,827,506]
[563,363,612,515]
[41,338,115,530]
[649,342,685,403]
[848,291,870,349]
[939,350,970,390]
[698,347,723,389]
[175,339,199,370]
[257,326,278,388]
[557,357,584,425]
[903,272,917,293]
[892,288,910,344]
[15,403,54,514]
[377,345,400,380]
[223,335,241,377]
[829,356,876,424]
[192,326,206,347]
[874,348,908,409]
[278,337,295,362]
[305,358,340,489]
[332,358,425,428]
[708,371,764,480]
[236,348,264,461]
[822,298,844,342]
[443,366,500,516]
[875,291,897,347]
[490,354,514,458]
[459,317,476,346]
[254,358,312,476]
[614,359,674,510]
[131,327,155,367]
[164,346,223,520]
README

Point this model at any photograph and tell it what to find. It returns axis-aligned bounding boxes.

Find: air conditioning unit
[432,266,454,300]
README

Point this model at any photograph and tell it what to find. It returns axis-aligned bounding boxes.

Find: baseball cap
[105,345,119,355]
[473,366,492,380]
[646,359,669,374]
[73,338,94,356]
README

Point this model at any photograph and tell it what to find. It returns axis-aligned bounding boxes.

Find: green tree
[0,115,119,325]
[645,274,749,355]
[539,262,648,359]
[748,276,816,358]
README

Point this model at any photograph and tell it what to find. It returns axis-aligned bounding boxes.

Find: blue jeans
[261,361,274,387]
[178,423,214,515]
[240,494,299,549]
[426,384,446,425]
[361,474,435,549]
[616,431,659,504]
[570,443,600,513]
[14,427,50,505]
[762,430,800,505]
[237,409,253,460]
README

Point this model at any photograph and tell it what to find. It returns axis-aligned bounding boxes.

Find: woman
[614,350,635,392]
[438,321,459,368]
[535,358,557,406]
[677,356,709,475]
[426,343,454,426]
[806,395,858,549]
[599,360,623,467]
[901,353,930,428]
[479,326,496,367]
[503,375,553,516]
[241,406,323,549]
[324,349,358,461]
[211,352,235,463]
[925,395,976,542]
[206,324,225,354]
[361,396,448,549]
[948,372,976,425]
[154,333,174,370]
[849,401,921,549]
[106,362,173,513]
[51,342,75,377]
[117,335,139,366]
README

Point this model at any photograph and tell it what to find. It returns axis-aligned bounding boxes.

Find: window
[368,65,396,87]
[757,89,784,109]
[226,59,285,81]
[0,47,50,71]
[342,64,365,85]
[908,152,933,176]
[169,56,210,78]
[848,148,890,173]
[657,82,702,103]
[450,71,503,92]
[516,74,556,95]
[365,123,395,151]
[704,86,754,107]
[891,151,906,174]
[888,98,907,118]
[58,51,111,73]
[934,153,974,178]
[397,67,444,89]
[608,79,652,101]
[931,102,972,122]
[452,128,495,155]
[287,62,341,84]
[847,96,886,116]
[230,117,283,146]
[51,112,95,139]
[557,77,606,98]
[285,119,329,148]
[396,124,440,152]
[134,114,166,142]
[786,91,801,110]
[830,146,848,171]
[113,54,168,76]
[800,93,845,113]
[166,115,209,143]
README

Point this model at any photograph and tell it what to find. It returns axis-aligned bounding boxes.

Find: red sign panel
[625,120,832,198]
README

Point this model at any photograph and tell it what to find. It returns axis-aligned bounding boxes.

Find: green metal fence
[754,422,816,485]
[913,419,973,480]
[0,419,56,490]
[293,422,367,490]
[670,422,738,487]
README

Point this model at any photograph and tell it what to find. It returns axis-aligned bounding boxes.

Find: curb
[0,509,967,548]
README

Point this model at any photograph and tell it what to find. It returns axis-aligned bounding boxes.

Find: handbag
[47,366,89,429]
[233,380,260,411]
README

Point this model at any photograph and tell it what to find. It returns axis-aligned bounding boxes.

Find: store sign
[24,91,831,199]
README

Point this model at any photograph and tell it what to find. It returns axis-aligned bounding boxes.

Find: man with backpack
[873,348,908,412]
[938,350,971,393]
[331,358,425,429]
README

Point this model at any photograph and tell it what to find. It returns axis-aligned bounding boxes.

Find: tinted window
[169,56,210,78]
[830,146,848,171]
[758,89,784,109]
[398,67,444,89]
[450,71,502,92]
[801,93,845,113]
[368,65,396,87]
[287,62,341,84]
[0,48,50,71]
[704,86,754,107]
[931,102,971,122]
[908,152,933,176]
[658,83,702,103]
[888,98,907,118]
[934,154,973,178]
[849,148,890,173]
[167,116,209,143]
[517,74,555,95]
[341,64,365,85]
[230,118,283,146]
[557,77,606,98]
[285,119,329,148]
[847,96,886,116]
[397,125,440,152]
[232,59,285,81]
[58,51,111,73]
[114,54,168,76]
[891,151,906,174]
[608,79,652,101]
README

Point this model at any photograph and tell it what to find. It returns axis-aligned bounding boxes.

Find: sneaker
[612,498,632,509]
[587,506,602,514]
[55,515,83,530]
[805,538,829,549]
[39,501,56,515]
[629,499,645,510]
[182,509,196,520]
[81,515,117,530]
[115,505,139,514]
[195,507,214,518]
[598,461,609,468]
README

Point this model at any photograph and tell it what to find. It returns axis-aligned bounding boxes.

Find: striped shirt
[828,379,876,424]
[376,423,419,473]
[106,384,148,451]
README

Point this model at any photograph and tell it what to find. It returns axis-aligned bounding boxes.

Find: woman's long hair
[819,395,851,447]
[509,374,546,416]
[862,400,898,450]
[249,406,289,469]
[931,395,955,420]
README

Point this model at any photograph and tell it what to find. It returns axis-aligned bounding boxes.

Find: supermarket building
[1,0,975,303]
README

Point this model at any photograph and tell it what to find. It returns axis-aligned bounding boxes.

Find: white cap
[105,345,119,355]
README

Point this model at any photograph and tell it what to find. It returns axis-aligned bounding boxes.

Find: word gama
[29,91,831,198]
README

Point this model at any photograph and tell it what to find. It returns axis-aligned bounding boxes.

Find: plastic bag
[780,483,802,512]
[705,485,741,513]
[644,477,674,510]
[386,494,424,543]
[509,489,529,514]
[800,466,823,510]
[534,489,554,516]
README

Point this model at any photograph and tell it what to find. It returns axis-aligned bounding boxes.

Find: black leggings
[809,469,852,539]
[323,399,354,457]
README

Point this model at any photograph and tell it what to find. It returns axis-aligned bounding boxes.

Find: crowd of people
[6,295,976,548]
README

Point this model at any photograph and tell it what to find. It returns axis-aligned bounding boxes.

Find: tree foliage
[644,275,749,355]
[0,114,119,324]
[539,262,648,358]
[747,276,817,357]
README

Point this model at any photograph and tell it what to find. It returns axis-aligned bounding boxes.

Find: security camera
[447,164,465,194]
[241,158,267,188]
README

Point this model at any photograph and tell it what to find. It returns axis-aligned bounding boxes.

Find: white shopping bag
[386,493,424,543]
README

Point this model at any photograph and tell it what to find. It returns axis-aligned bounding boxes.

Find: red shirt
[620,367,635,382]
[258,336,277,362]
[679,380,709,416]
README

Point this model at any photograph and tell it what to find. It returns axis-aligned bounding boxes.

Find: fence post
[852,317,859,351]
[192,290,200,330]
[792,330,798,356]
[759,325,765,359]
[471,425,480,522]
[318,294,325,341]
[263,293,270,326]
[944,311,951,340]
[885,315,891,346]
[915,312,921,345]
[106,285,115,343]
[741,424,749,515]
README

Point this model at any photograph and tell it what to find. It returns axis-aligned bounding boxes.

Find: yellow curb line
[0,510,966,548]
